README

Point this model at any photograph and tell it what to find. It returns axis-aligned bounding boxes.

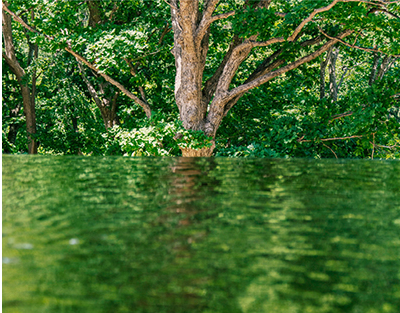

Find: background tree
[2,1,39,153]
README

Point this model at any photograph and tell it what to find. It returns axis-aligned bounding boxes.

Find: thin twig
[318,26,400,57]
[322,143,338,158]
[163,0,178,10]
[371,133,375,159]
[369,142,400,149]
[329,111,354,122]
[158,23,171,45]
[299,135,364,142]
[129,50,161,63]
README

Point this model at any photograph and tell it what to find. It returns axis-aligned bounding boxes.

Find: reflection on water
[3,156,400,313]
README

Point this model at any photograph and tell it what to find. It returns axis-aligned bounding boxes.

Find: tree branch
[287,0,399,42]
[247,35,322,88]
[158,23,172,45]
[318,27,400,57]
[195,11,236,44]
[287,0,341,41]
[163,0,178,10]
[298,135,364,142]
[322,143,338,158]
[329,111,354,121]
[77,61,103,108]
[249,37,286,48]
[66,47,152,118]
[3,3,152,118]
[225,30,353,103]
[369,142,400,149]
[2,2,54,40]
[201,35,242,109]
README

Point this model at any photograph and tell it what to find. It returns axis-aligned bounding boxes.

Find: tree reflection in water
[3,156,400,313]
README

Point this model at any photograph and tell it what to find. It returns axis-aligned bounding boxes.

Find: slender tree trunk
[86,0,103,27]
[2,2,38,154]
[320,46,333,99]
[7,124,19,147]
[328,46,339,102]
[376,55,392,80]
[21,85,38,154]
[369,52,380,86]
[5,98,22,150]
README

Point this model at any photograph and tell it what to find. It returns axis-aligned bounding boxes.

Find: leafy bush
[104,112,213,157]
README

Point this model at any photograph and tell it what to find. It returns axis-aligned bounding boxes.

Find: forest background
[2,0,400,159]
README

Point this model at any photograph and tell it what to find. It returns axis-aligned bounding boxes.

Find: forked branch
[225,30,354,103]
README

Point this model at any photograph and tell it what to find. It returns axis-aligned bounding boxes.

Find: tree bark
[2,2,38,154]
[5,101,22,151]
[86,0,103,27]
[320,46,333,99]
[328,46,339,102]
[368,52,380,86]
[171,0,209,133]
[376,55,392,80]
[181,141,215,157]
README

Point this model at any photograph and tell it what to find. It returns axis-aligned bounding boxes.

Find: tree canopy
[2,0,400,158]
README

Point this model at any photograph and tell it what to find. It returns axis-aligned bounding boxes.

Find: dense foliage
[2,0,400,158]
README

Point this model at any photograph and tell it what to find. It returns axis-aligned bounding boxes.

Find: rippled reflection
[3,156,400,313]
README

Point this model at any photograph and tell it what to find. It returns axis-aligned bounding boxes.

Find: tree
[2,1,39,154]
[169,0,400,155]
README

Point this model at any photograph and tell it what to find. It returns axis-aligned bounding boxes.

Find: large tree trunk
[171,0,213,156]
[171,0,208,132]
[2,2,38,154]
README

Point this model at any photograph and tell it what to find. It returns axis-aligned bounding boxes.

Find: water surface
[3,156,400,313]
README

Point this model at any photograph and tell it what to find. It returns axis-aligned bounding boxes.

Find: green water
[2,156,400,313]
